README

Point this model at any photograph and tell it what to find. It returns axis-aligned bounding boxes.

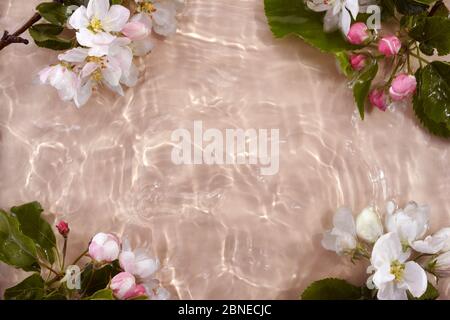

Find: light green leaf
[0,210,39,271]
[410,16,450,56]
[11,202,56,264]
[413,61,450,138]
[36,2,68,26]
[301,278,363,300]
[84,288,115,300]
[353,59,378,120]
[412,282,439,300]
[335,52,354,78]
[264,0,354,53]
[4,274,44,300]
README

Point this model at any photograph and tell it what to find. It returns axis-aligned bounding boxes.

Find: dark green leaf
[393,0,429,15]
[301,278,363,300]
[0,210,39,271]
[29,24,74,50]
[4,274,44,300]
[410,16,450,56]
[380,0,396,18]
[353,59,378,120]
[81,261,121,296]
[110,0,123,4]
[11,202,56,264]
[430,1,449,17]
[84,288,115,300]
[63,0,86,5]
[264,0,354,53]
[413,61,450,138]
[43,291,67,300]
[36,2,68,26]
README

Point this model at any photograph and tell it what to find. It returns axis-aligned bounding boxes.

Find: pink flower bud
[378,35,401,57]
[350,54,367,71]
[389,73,417,101]
[110,272,147,300]
[88,233,120,263]
[56,220,70,237]
[369,88,388,111]
[347,22,370,45]
[122,22,149,41]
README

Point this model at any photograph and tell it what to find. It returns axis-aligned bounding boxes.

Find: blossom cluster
[323,201,450,300]
[38,0,184,107]
[307,0,418,113]
[88,232,169,300]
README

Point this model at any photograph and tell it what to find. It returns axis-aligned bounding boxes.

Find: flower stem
[62,236,68,270]
[40,261,61,277]
[71,248,89,266]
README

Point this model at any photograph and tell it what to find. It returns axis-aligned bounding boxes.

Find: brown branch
[0,0,65,52]
[0,13,42,51]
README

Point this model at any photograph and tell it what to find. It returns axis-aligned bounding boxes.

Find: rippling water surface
[1,0,449,299]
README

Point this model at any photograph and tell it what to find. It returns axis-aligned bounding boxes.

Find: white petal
[74,80,92,108]
[403,261,427,298]
[345,0,359,19]
[130,38,154,56]
[372,263,395,288]
[58,47,89,62]
[68,6,89,30]
[333,207,356,236]
[412,235,446,254]
[103,5,130,32]
[323,9,339,32]
[38,66,53,84]
[87,0,110,20]
[321,231,338,252]
[121,63,139,87]
[435,228,450,251]
[340,8,351,35]
[81,62,98,78]
[102,63,122,87]
[131,12,153,29]
[371,233,409,268]
[377,282,408,300]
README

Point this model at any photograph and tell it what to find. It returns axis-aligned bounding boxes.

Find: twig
[0,0,65,52]
[0,13,41,51]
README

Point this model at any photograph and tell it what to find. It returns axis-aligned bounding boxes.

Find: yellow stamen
[88,17,103,33]
[138,2,157,13]
[390,260,405,281]
[91,69,103,82]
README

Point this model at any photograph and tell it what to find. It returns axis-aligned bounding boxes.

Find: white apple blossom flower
[430,251,450,278]
[385,201,429,249]
[135,0,181,37]
[122,13,155,56]
[306,0,360,35]
[355,206,383,243]
[370,232,427,300]
[38,63,79,102]
[119,238,160,280]
[322,207,358,255]
[69,0,130,56]
[58,38,137,105]
[143,279,170,300]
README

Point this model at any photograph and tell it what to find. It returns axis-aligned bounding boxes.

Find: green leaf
[393,0,429,15]
[81,261,121,296]
[380,0,396,18]
[63,0,86,5]
[410,16,450,56]
[335,52,354,78]
[0,210,39,271]
[264,0,354,53]
[413,61,450,138]
[413,282,439,300]
[84,288,115,300]
[353,59,378,120]
[11,202,56,264]
[43,291,67,300]
[430,1,449,17]
[29,24,75,50]
[4,274,44,300]
[36,2,68,26]
[301,278,363,300]
[110,0,123,4]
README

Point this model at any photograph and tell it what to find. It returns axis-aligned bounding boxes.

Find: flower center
[138,2,157,13]
[91,69,103,82]
[390,260,405,281]
[88,17,104,33]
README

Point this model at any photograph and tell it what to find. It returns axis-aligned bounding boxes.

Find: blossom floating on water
[38,0,185,107]
[307,200,450,300]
